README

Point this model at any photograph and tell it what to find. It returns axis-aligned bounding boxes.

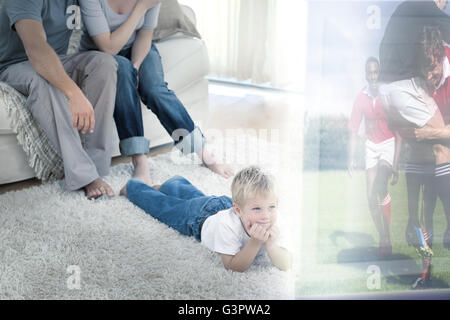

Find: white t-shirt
[379,78,438,129]
[200,207,290,257]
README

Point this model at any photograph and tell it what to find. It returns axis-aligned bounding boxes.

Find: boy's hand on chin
[265,225,280,248]
[249,223,270,243]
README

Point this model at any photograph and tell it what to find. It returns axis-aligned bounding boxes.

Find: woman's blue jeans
[126,176,233,241]
[114,44,205,156]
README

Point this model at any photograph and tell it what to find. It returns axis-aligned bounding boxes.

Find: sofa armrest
[181,5,196,26]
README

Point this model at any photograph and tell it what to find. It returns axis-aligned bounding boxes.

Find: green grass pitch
[296,170,450,297]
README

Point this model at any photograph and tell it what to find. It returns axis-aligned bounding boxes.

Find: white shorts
[365,137,395,169]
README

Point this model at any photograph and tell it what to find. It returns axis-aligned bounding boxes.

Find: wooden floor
[0,83,302,195]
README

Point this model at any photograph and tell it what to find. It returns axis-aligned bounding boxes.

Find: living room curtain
[181,0,306,91]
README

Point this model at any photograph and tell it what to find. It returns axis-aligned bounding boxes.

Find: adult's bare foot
[132,154,152,185]
[84,178,114,200]
[198,147,234,179]
[205,162,235,179]
[119,183,128,197]
[120,155,152,198]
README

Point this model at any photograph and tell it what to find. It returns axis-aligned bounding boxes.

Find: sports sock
[422,172,437,248]
[420,258,431,280]
[381,193,391,231]
[405,170,421,227]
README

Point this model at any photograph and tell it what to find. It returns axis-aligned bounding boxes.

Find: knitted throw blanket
[0,81,64,182]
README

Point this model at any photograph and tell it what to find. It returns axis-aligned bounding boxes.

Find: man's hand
[68,89,95,134]
[391,167,399,185]
[14,19,94,134]
[249,224,270,243]
[415,127,435,141]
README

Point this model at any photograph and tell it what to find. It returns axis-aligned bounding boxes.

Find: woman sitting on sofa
[79,0,234,191]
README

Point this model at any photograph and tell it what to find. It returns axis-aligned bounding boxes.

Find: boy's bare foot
[198,146,234,179]
[84,178,114,199]
[119,182,160,198]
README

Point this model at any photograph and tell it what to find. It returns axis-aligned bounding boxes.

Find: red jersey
[433,46,450,124]
[349,87,394,144]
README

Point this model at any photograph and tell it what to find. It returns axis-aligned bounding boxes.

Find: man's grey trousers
[0,51,118,190]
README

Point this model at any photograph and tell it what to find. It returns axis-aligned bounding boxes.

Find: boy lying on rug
[120,166,292,272]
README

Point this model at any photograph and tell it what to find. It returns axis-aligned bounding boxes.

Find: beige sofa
[0,5,210,185]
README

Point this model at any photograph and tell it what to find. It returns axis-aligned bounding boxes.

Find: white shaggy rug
[0,135,298,299]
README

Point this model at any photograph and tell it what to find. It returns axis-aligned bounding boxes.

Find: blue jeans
[114,44,206,156]
[126,176,233,241]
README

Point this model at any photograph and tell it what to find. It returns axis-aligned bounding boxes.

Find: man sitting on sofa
[0,0,118,199]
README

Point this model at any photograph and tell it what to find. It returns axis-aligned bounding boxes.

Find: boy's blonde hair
[231,166,277,206]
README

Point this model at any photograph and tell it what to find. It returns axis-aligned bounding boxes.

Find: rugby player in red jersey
[348,57,401,258]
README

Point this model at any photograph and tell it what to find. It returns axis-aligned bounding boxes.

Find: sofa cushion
[156,37,209,92]
[153,0,201,41]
